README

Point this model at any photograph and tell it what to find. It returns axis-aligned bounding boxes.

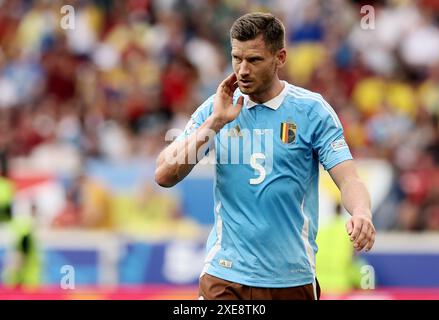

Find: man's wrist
[206,114,228,133]
[352,207,372,219]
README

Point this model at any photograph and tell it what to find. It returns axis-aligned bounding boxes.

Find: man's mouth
[239,79,253,86]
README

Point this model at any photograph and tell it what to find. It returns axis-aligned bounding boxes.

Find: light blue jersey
[178,81,353,288]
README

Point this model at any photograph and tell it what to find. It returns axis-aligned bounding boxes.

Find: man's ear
[276,48,287,68]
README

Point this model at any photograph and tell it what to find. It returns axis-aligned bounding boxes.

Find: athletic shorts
[199,273,321,300]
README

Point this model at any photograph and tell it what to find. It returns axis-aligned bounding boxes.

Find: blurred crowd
[0,0,438,232]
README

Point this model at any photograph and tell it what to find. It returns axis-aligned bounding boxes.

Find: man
[155,12,375,300]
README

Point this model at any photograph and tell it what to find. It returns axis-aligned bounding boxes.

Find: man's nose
[239,61,250,77]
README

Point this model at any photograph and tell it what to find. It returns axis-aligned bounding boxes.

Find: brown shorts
[199,273,321,300]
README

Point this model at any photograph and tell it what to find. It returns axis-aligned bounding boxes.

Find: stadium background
[0,0,438,299]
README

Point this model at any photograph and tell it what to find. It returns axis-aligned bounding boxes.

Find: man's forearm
[340,177,372,217]
[155,115,226,187]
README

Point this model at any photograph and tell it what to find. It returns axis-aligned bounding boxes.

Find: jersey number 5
[250,153,266,185]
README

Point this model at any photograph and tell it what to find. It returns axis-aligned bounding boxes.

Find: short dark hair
[230,12,285,53]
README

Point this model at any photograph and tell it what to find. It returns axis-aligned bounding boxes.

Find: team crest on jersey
[280,122,296,144]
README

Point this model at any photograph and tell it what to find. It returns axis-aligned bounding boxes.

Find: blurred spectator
[423,200,439,231]
[52,173,111,229]
[0,151,14,223]
[316,203,364,295]
[2,202,42,289]
[395,199,422,231]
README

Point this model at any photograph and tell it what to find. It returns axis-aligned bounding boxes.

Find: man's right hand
[210,73,244,132]
[155,73,244,187]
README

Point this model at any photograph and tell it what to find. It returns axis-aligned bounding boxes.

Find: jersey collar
[244,81,289,110]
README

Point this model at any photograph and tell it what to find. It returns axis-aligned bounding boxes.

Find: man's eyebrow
[244,55,264,61]
[231,52,263,59]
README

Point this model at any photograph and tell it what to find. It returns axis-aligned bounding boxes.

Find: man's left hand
[345,209,375,252]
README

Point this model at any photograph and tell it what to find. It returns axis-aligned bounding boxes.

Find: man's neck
[249,78,284,104]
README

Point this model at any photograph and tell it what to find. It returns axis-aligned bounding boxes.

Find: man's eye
[233,56,242,62]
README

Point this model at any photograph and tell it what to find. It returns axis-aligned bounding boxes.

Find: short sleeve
[312,105,353,171]
[175,95,214,142]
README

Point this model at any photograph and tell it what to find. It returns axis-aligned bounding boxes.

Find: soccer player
[155,12,375,300]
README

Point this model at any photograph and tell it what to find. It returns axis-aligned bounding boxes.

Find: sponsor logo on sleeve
[331,138,348,151]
